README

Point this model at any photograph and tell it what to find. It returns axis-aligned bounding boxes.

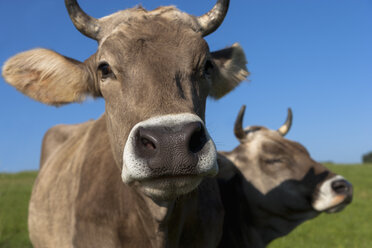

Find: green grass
[0,165,371,247]
[0,171,36,248]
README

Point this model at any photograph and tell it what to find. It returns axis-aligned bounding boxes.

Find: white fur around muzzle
[312,175,348,211]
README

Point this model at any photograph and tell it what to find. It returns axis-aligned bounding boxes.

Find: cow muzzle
[312,175,353,213]
[122,113,218,199]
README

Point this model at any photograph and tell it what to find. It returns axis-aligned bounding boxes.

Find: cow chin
[139,176,203,201]
[324,202,348,213]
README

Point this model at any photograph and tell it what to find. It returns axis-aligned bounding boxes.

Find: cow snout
[135,121,207,173]
[122,113,218,185]
[331,179,353,203]
[312,175,353,213]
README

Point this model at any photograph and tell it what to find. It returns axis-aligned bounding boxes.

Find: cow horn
[197,0,230,36]
[65,0,101,40]
[278,108,293,136]
[234,105,246,141]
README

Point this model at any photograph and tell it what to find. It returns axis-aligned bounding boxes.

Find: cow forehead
[245,129,308,155]
[97,17,208,63]
[242,130,280,151]
[97,6,201,40]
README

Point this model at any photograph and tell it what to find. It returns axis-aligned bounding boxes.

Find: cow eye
[203,60,214,78]
[98,62,114,79]
[265,158,283,165]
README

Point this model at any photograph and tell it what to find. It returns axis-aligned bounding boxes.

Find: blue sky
[0,0,371,172]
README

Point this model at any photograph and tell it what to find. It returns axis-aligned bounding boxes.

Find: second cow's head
[2,0,249,200]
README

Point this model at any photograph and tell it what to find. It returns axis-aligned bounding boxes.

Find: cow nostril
[136,127,158,155]
[189,123,207,153]
[141,137,156,150]
[331,180,350,194]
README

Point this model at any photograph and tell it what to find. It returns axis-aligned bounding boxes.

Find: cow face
[2,1,249,201]
[221,106,352,238]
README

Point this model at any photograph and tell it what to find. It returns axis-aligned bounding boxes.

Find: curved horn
[65,0,101,40]
[197,0,230,37]
[278,108,293,136]
[234,105,246,141]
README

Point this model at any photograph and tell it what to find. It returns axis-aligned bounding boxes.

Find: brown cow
[2,0,249,247]
[217,105,353,248]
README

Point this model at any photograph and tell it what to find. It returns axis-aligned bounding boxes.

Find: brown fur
[40,123,92,167]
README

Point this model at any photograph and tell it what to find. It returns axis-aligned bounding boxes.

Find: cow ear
[209,43,249,99]
[2,48,99,106]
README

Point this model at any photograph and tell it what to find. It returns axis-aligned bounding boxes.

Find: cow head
[2,0,249,201]
[221,105,353,241]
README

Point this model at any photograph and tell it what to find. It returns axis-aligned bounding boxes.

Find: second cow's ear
[209,43,249,99]
[2,48,100,106]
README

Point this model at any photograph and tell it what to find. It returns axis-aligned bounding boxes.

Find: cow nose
[135,121,207,174]
[331,179,353,201]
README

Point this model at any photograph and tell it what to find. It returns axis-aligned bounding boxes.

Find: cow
[2,0,249,247]
[217,105,353,248]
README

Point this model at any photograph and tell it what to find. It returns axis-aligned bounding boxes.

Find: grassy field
[0,164,371,247]
[0,171,35,248]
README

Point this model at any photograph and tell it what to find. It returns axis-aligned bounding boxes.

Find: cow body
[216,106,353,248]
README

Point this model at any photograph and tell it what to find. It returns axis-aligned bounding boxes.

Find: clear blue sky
[0,0,371,172]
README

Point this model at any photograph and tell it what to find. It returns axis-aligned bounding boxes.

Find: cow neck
[139,197,175,247]
[217,153,283,247]
[252,206,318,245]
[134,179,224,248]
[135,191,192,247]
[217,154,263,248]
